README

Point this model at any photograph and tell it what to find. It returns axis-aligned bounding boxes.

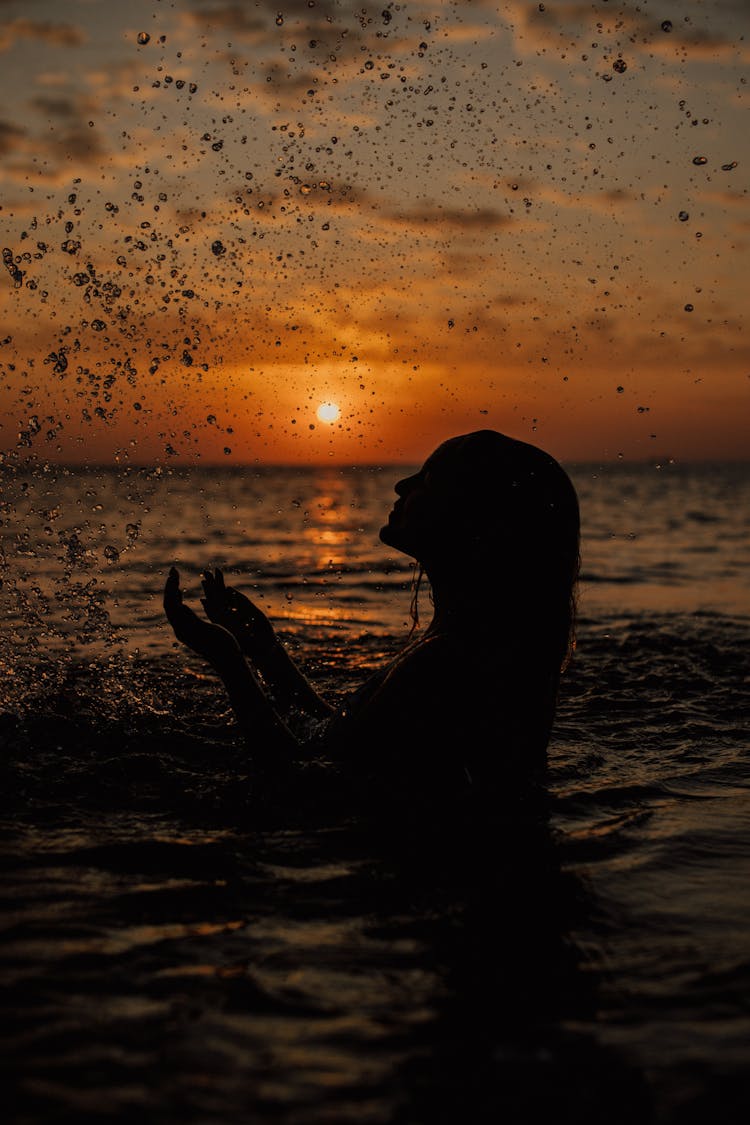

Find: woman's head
[380,430,580,666]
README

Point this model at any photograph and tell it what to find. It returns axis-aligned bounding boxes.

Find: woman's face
[379,442,460,558]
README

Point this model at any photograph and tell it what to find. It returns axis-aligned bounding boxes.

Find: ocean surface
[1,460,748,1124]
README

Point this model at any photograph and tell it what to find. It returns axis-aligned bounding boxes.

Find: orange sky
[1,0,748,465]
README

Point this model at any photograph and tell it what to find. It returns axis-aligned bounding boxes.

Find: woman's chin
[379,524,417,558]
[379,521,405,548]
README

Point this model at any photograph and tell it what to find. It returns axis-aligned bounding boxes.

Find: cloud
[0,19,86,53]
[30,94,97,120]
[183,0,377,42]
[534,185,638,216]
[0,118,25,156]
[384,206,514,231]
[0,89,107,183]
[53,124,107,163]
[645,30,749,63]
[256,61,323,108]
[181,0,422,75]
[1,122,108,182]
[701,189,746,206]
[490,0,744,66]
[182,4,266,36]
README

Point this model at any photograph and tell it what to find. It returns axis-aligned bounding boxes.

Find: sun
[316,401,341,423]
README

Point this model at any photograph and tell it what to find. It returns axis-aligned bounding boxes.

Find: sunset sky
[1,0,748,465]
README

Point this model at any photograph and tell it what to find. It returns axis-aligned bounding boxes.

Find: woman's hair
[413,430,580,670]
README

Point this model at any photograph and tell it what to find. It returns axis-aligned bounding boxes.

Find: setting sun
[316,402,341,424]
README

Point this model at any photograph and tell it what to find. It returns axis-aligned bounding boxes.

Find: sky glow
[0,0,748,464]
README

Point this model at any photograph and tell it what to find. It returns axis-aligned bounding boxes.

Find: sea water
[1,461,748,1123]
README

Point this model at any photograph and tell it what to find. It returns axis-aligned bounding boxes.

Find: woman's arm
[164,568,301,767]
[200,569,333,720]
[323,636,458,759]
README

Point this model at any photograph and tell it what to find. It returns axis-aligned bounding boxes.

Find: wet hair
[412,430,580,670]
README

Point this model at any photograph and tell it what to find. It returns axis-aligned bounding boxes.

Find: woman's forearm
[216,652,301,762]
[255,640,334,719]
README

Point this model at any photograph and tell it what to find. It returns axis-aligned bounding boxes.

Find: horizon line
[2,455,749,472]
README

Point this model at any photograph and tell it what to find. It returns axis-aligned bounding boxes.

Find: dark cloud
[3,92,106,174]
[703,190,747,207]
[183,4,266,35]
[260,0,346,16]
[55,125,107,163]
[385,206,514,232]
[493,0,739,56]
[645,27,740,57]
[0,118,25,156]
[3,121,107,178]
[260,61,320,100]
[585,188,636,213]
[185,0,402,56]
[188,0,381,29]
[0,19,86,52]
[30,95,95,121]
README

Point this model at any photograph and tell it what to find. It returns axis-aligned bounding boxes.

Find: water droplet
[137,32,151,46]
[613,58,627,74]
[721,161,738,171]
[2,247,24,288]
[678,211,689,222]
[692,156,708,166]
[223,446,232,455]
[684,303,694,312]
[48,351,68,374]
[276,14,284,26]
[661,20,673,33]
[616,385,624,394]
[211,240,226,256]
[104,545,120,563]
[91,319,106,332]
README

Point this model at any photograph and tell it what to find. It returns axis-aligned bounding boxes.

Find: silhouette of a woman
[164,431,580,796]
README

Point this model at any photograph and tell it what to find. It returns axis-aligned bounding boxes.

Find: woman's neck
[420,570,491,637]
[420,564,526,639]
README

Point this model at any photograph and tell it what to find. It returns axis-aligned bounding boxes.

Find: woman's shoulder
[377,629,484,692]
[327,631,479,741]
[382,625,520,680]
